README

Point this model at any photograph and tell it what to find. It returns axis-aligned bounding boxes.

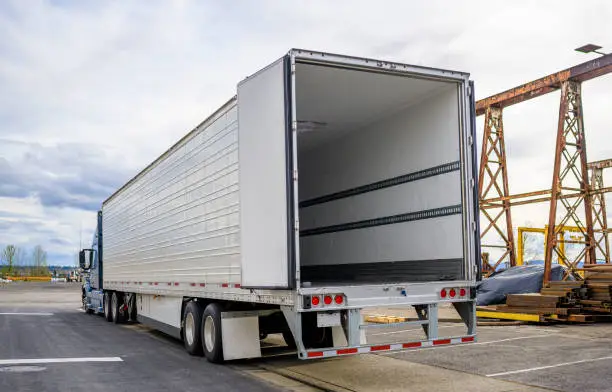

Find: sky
[0,0,611,266]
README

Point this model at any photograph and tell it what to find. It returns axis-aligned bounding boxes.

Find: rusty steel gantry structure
[476,53,612,282]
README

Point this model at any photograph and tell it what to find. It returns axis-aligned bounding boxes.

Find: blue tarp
[476,264,569,306]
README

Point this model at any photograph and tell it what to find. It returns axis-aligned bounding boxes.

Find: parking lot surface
[2,283,612,391]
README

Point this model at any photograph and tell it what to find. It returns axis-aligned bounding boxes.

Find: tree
[2,245,17,275]
[31,245,48,276]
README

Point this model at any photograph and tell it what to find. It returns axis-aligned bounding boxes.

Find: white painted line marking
[370,325,459,336]
[0,312,54,316]
[0,357,123,365]
[487,355,612,377]
[382,334,553,354]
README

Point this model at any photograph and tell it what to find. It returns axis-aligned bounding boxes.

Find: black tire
[111,292,125,324]
[183,302,203,356]
[282,330,296,349]
[103,292,113,322]
[201,303,224,363]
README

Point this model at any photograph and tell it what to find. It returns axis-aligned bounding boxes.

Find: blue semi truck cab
[79,211,105,315]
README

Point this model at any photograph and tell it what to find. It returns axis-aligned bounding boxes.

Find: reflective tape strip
[434,338,452,345]
[303,336,474,359]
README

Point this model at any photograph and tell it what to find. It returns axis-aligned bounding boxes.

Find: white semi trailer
[80,49,481,363]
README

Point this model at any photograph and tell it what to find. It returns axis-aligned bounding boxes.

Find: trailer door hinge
[293,169,298,181]
[471,221,476,232]
[470,178,475,188]
[467,84,472,96]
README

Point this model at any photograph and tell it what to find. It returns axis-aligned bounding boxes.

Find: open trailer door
[238,56,296,289]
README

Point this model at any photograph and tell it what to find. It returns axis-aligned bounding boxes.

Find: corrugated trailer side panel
[103,100,241,292]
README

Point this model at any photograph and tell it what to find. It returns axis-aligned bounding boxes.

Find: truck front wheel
[202,303,224,363]
[183,301,203,356]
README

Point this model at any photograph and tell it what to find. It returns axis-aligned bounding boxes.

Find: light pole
[575,44,607,56]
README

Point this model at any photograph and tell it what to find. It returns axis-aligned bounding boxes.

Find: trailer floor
[3,283,612,392]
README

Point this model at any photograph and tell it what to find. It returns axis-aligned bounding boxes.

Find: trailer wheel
[183,302,203,356]
[103,292,113,322]
[111,292,126,324]
[201,303,224,363]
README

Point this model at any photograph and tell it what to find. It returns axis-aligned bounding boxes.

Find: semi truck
[80,49,480,363]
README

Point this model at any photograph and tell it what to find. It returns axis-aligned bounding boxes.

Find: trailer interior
[295,62,467,286]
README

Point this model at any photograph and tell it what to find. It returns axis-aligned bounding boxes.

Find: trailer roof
[290,49,470,82]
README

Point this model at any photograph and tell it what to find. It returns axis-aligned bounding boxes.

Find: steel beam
[478,107,516,273]
[590,166,610,262]
[588,158,612,170]
[480,186,612,209]
[476,53,612,116]
[544,81,596,284]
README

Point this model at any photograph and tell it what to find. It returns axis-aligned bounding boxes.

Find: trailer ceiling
[295,63,457,151]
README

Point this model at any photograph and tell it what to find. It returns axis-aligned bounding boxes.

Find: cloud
[0,139,131,210]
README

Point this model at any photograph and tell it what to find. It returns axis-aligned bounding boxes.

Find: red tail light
[449,288,456,298]
[311,296,320,306]
[324,295,332,305]
[440,289,447,298]
[334,295,343,304]
[459,288,467,297]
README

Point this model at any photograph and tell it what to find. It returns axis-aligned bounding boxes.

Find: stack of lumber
[582,265,612,314]
[477,281,585,322]
[541,281,586,300]
[477,265,612,323]
[502,291,581,317]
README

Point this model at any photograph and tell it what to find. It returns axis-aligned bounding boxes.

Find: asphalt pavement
[3,282,612,392]
[0,282,302,392]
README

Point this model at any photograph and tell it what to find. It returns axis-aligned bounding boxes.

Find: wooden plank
[547,281,584,288]
[586,274,612,280]
[580,300,611,306]
[566,314,594,323]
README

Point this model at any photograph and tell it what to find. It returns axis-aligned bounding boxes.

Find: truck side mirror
[79,249,92,269]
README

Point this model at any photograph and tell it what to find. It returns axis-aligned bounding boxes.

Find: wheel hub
[204,315,215,352]
[185,313,195,346]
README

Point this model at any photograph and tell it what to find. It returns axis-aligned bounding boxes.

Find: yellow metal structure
[517,226,583,266]
[476,310,543,322]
